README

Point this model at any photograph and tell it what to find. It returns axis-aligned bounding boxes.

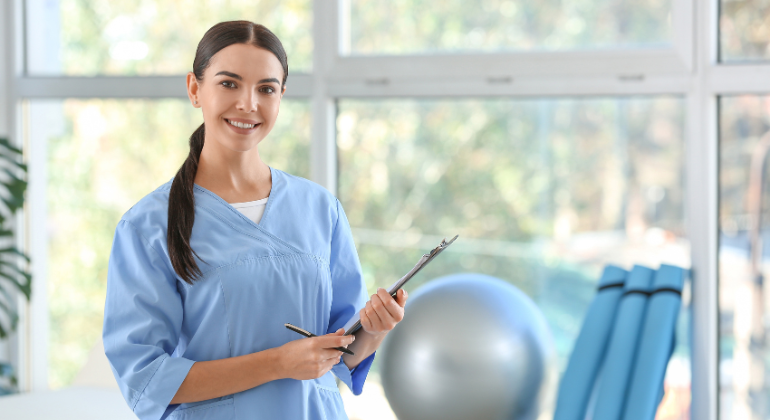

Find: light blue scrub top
[103,167,375,420]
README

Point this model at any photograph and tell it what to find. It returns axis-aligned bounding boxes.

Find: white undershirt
[231,197,268,224]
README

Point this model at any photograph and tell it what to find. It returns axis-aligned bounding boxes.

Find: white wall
[0,2,11,370]
[0,0,9,139]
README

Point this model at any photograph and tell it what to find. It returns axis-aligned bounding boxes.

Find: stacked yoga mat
[553,264,687,420]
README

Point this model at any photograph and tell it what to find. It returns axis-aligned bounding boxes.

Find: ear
[187,72,201,108]
[280,84,286,98]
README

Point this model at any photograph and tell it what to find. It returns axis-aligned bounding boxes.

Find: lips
[224,118,261,134]
[225,118,260,128]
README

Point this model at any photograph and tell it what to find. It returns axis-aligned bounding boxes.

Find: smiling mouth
[225,119,260,129]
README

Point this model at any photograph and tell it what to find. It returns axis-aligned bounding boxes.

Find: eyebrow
[214,71,280,85]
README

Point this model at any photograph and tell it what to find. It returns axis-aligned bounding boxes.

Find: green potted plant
[0,136,32,395]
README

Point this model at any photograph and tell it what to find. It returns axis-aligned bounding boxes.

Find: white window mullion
[310,0,340,195]
[671,0,695,73]
[327,73,692,98]
[686,89,719,420]
[709,65,770,95]
[689,0,720,419]
[328,50,692,84]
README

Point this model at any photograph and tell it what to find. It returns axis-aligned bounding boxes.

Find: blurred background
[1,0,770,419]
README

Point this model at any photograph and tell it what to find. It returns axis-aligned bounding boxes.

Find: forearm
[170,348,282,405]
[342,329,386,370]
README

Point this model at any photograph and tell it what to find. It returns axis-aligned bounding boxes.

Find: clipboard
[342,235,459,336]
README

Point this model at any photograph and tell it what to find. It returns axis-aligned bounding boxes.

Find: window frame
[3,1,763,419]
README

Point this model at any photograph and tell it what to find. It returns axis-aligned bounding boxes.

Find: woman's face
[187,43,285,153]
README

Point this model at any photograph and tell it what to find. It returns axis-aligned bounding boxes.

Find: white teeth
[227,119,256,129]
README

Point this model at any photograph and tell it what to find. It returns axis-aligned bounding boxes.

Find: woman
[103,21,407,420]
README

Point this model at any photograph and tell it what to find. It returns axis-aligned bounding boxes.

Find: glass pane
[26,0,312,75]
[346,0,672,55]
[719,95,770,419]
[337,97,690,419]
[720,0,770,62]
[33,98,309,388]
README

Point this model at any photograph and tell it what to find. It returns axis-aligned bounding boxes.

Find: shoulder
[273,168,341,210]
[118,178,173,234]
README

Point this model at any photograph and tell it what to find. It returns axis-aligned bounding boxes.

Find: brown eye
[221,81,236,89]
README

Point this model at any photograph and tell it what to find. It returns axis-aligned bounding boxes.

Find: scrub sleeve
[327,199,375,395]
[103,220,195,420]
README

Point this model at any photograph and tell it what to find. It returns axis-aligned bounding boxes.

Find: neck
[193,138,272,203]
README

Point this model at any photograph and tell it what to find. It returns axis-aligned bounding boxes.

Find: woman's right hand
[277,328,355,380]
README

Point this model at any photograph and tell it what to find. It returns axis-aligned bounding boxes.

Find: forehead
[206,43,284,81]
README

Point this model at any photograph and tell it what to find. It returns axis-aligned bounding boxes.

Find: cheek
[201,97,230,125]
[261,98,281,119]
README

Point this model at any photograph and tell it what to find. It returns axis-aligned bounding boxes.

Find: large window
[719,0,770,62]
[346,0,672,54]
[9,0,770,419]
[336,97,691,419]
[719,95,770,420]
[26,0,312,75]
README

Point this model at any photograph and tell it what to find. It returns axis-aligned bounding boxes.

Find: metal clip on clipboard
[342,235,459,336]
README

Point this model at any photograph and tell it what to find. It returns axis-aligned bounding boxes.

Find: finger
[360,307,372,331]
[396,289,408,307]
[319,348,343,360]
[318,333,355,348]
[365,300,385,330]
[375,288,404,320]
[321,328,345,337]
[325,354,342,369]
[370,292,399,324]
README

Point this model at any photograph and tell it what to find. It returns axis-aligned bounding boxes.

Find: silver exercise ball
[381,273,557,420]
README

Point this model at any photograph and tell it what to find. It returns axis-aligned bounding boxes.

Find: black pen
[284,323,355,356]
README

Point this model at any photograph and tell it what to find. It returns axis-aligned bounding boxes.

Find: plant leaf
[0,247,31,262]
[0,137,31,340]
[0,298,18,334]
[0,266,31,300]
[0,138,23,156]
[0,155,27,172]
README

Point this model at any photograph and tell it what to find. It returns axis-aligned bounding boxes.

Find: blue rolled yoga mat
[553,265,628,420]
[622,264,686,420]
[592,265,655,420]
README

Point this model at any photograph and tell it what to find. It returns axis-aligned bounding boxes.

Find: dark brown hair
[168,21,288,284]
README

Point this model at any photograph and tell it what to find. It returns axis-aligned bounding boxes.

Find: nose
[236,88,259,113]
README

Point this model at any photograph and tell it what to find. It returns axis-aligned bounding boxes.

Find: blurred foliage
[46,0,311,75]
[720,0,770,62]
[718,95,770,419]
[0,138,32,339]
[0,137,31,395]
[45,99,309,388]
[337,97,686,369]
[348,0,671,54]
[719,96,770,226]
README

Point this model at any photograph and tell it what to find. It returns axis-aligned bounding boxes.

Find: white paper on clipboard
[342,235,459,336]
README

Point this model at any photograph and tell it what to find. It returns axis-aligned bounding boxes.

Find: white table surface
[0,386,137,419]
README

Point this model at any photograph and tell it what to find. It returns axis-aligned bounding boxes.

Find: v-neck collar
[193,166,277,230]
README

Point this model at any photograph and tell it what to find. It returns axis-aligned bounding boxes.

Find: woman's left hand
[360,288,408,336]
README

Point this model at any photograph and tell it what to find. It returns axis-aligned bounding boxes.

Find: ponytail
[168,124,206,284]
